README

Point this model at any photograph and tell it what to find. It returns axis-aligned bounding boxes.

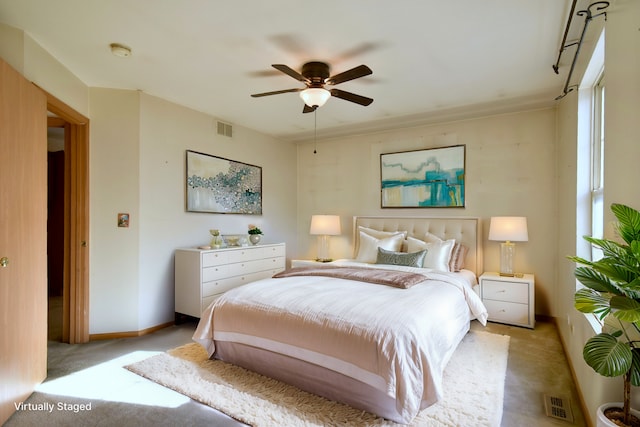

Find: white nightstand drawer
[479,272,535,329]
[483,299,530,326]
[482,280,529,304]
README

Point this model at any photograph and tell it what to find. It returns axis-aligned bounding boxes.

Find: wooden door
[0,59,48,424]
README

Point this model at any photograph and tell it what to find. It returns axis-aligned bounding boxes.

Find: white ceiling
[1,0,588,142]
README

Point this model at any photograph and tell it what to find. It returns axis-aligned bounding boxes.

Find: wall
[88,89,299,334]
[137,93,298,331]
[88,88,142,333]
[296,108,558,315]
[555,0,640,422]
[0,24,298,335]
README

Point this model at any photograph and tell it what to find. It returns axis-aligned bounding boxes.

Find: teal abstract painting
[186,150,262,214]
[380,145,465,208]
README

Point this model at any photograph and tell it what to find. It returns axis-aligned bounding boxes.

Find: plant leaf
[611,296,640,323]
[612,203,640,244]
[583,333,633,377]
[575,288,611,318]
[631,348,640,387]
[574,266,619,293]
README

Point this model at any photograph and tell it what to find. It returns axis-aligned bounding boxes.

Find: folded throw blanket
[273,266,427,289]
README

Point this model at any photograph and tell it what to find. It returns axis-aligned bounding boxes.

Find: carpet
[125,330,509,427]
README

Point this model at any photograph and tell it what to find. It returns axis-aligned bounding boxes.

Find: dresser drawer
[228,248,263,263]
[202,264,230,282]
[202,251,230,267]
[175,243,286,319]
[482,280,529,304]
[259,245,286,258]
[484,299,530,326]
[259,257,286,271]
[202,277,242,297]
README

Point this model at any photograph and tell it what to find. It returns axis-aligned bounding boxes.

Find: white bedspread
[193,261,487,423]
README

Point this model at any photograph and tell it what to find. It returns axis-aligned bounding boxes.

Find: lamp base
[499,241,516,276]
[316,235,331,263]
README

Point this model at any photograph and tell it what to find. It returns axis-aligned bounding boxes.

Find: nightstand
[479,272,535,329]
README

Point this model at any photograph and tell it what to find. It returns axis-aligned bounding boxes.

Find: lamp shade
[488,217,528,242]
[300,88,331,107]
[310,215,341,235]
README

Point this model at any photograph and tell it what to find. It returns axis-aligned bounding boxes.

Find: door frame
[42,87,90,344]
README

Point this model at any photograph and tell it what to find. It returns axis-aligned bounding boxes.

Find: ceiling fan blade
[302,104,317,114]
[330,89,373,106]
[326,65,372,85]
[272,64,309,82]
[251,88,302,97]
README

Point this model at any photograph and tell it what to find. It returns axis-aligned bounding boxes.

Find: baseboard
[550,316,593,427]
[89,321,174,341]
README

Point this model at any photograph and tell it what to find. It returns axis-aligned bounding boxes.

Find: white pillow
[406,236,456,272]
[358,226,407,240]
[356,232,404,263]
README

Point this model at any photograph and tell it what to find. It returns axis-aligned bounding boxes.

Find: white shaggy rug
[126,330,509,427]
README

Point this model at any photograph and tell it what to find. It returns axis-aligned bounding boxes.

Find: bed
[193,216,488,424]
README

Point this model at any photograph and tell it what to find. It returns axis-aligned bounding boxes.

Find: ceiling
[0,0,590,142]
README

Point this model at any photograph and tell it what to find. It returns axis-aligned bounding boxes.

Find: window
[591,72,605,260]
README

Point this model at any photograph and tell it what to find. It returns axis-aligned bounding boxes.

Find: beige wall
[555,0,640,422]
[0,24,299,334]
[296,108,558,315]
[88,89,298,334]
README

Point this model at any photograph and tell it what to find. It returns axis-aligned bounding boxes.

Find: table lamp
[310,215,341,262]
[488,216,528,277]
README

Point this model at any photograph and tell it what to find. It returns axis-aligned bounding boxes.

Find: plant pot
[249,234,261,245]
[597,402,640,427]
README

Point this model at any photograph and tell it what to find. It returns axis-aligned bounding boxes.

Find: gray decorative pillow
[376,247,428,268]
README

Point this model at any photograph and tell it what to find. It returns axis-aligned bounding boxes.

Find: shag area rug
[126,330,509,427]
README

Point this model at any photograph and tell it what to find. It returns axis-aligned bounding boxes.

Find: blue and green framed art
[380,145,465,208]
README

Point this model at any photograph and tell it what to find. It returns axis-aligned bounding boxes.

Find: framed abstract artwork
[380,145,465,208]
[186,150,262,214]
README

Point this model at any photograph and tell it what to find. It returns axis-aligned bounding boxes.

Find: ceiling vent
[217,121,233,138]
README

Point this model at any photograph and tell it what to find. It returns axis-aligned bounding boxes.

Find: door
[0,59,48,424]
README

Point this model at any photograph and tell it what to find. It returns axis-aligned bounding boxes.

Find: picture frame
[380,145,465,208]
[186,150,262,214]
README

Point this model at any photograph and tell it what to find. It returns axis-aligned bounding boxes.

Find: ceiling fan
[251,61,373,113]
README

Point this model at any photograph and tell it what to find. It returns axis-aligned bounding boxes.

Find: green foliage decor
[569,203,640,426]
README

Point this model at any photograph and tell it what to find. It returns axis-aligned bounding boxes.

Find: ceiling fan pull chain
[314,109,317,154]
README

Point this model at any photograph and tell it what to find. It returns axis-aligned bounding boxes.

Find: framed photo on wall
[186,150,262,214]
[380,145,465,208]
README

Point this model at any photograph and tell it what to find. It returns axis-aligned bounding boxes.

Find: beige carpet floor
[126,330,510,427]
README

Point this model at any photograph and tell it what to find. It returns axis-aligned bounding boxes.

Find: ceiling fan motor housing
[302,61,330,86]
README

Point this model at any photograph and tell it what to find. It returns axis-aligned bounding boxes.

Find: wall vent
[543,394,574,423]
[217,121,233,138]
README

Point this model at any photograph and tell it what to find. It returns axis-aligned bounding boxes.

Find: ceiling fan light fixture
[300,88,330,108]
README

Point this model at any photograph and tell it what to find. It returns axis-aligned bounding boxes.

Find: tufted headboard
[353,216,482,276]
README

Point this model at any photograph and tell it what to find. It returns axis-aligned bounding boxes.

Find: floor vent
[217,121,233,138]
[544,394,574,423]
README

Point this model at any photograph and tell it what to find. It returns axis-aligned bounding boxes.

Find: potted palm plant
[569,203,640,427]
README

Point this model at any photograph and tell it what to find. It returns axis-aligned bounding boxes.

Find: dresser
[175,243,286,319]
[479,272,535,329]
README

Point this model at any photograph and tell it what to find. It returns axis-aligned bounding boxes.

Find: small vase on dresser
[249,234,261,245]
